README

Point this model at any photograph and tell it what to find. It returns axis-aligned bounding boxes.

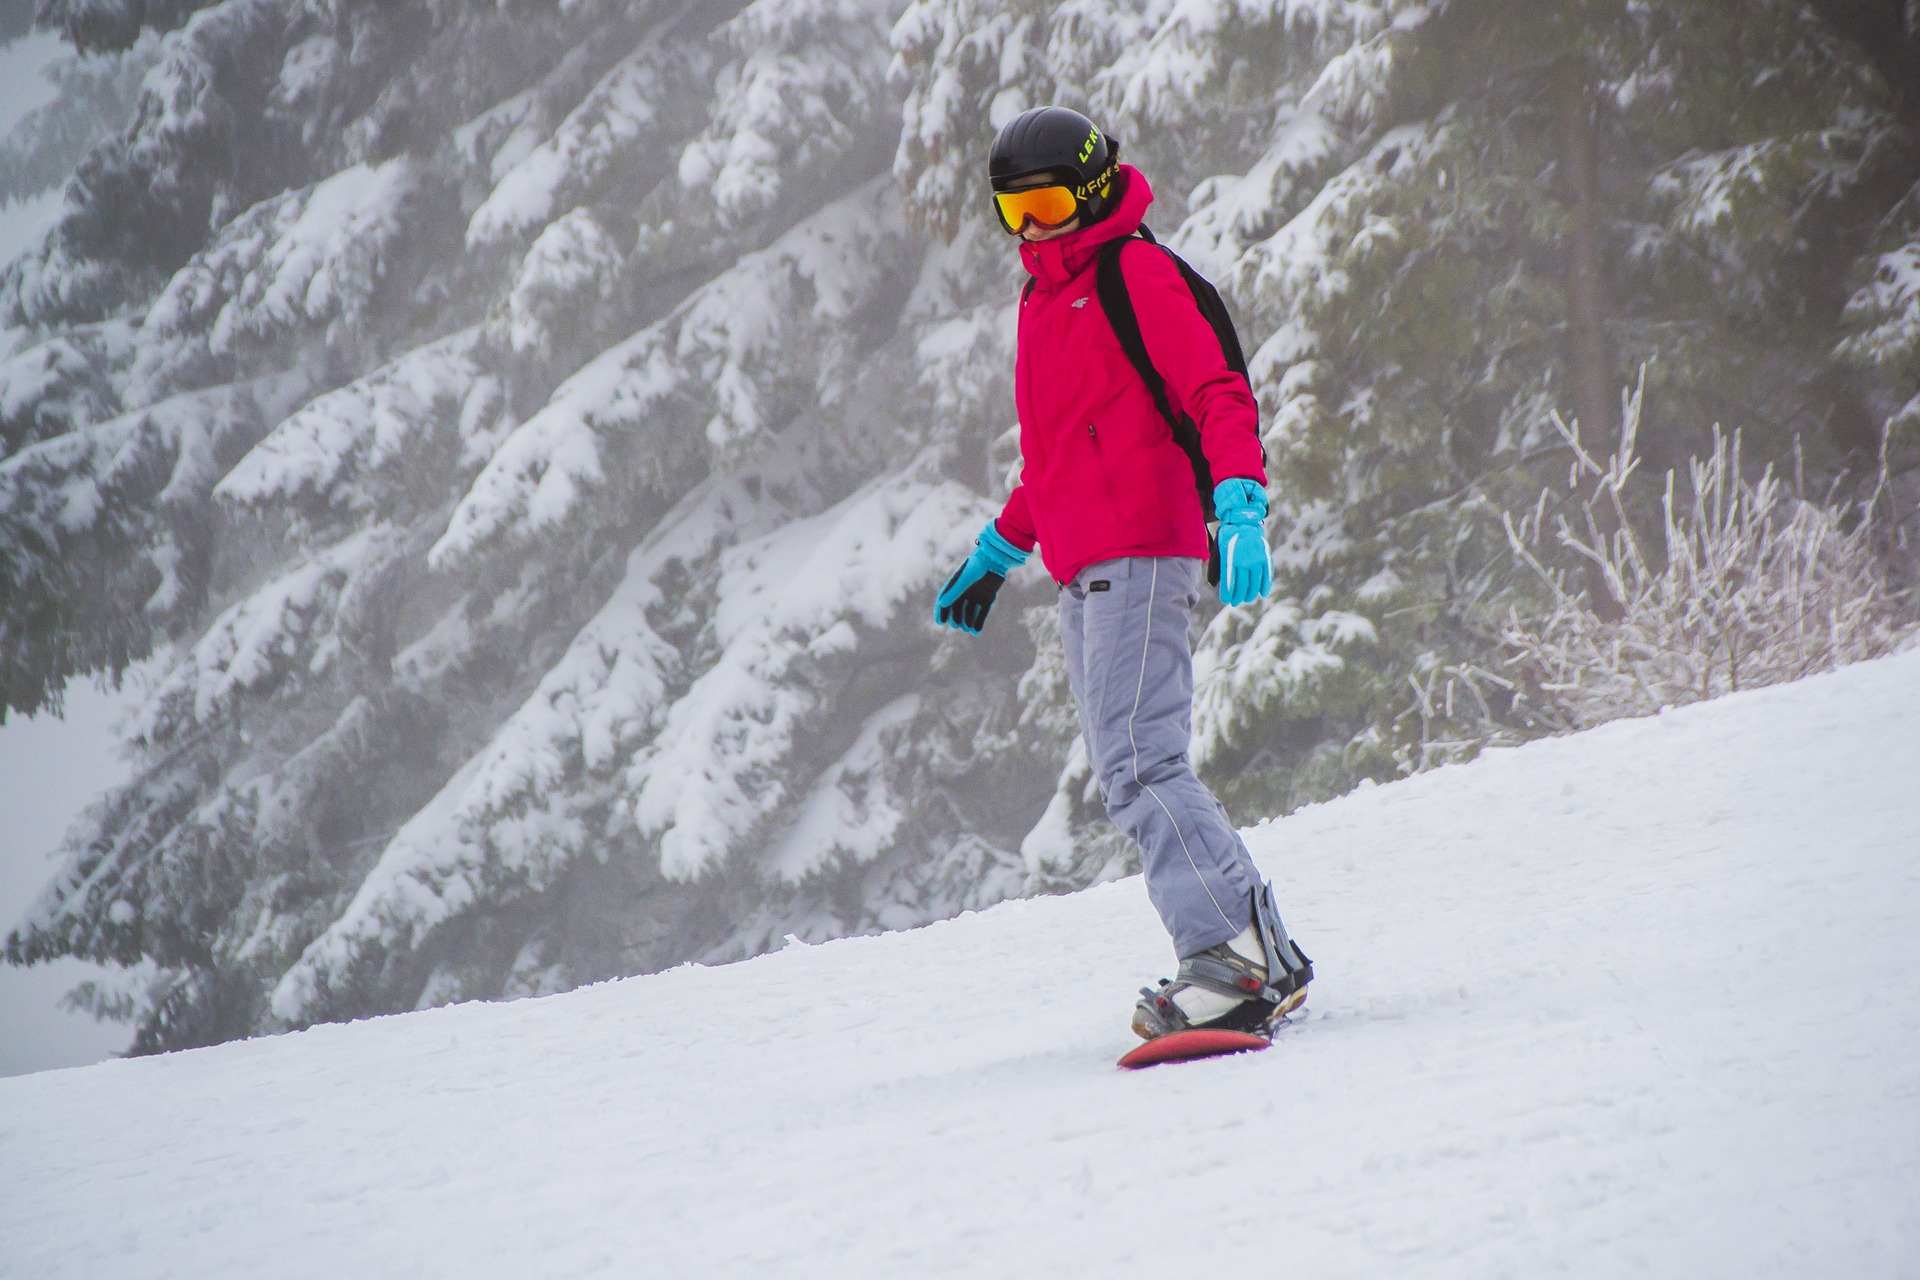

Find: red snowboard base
[1117,1028,1271,1070]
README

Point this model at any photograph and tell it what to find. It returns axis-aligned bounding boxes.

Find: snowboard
[1116,1027,1271,1070]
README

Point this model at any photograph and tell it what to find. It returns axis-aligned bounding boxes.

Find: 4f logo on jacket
[1071,296,1090,308]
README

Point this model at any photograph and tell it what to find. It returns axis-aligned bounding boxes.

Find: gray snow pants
[1058,555,1261,959]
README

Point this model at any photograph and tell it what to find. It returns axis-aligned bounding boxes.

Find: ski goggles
[992,183,1081,235]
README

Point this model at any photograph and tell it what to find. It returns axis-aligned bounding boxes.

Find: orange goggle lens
[993,184,1080,234]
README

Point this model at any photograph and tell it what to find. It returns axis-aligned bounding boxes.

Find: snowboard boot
[1131,882,1312,1040]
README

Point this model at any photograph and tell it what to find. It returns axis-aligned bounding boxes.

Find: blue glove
[934,520,1030,635]
[1213,478,1272,608]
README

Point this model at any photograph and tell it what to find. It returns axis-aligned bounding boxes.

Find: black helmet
[988,106,1122,223]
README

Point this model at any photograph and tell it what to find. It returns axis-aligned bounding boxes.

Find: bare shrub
[1395,655,1525,775]
[1501,378,1918,733]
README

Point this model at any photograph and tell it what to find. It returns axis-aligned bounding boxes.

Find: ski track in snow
[4,651,1919,1277]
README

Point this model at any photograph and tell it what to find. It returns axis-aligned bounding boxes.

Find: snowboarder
[934,106,1313,1041]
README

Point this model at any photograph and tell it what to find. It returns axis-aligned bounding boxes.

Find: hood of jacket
[1017,164,1153,291]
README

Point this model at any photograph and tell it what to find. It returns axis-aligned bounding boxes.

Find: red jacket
[993,165,1265,585]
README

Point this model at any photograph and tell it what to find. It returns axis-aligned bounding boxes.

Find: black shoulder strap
[1095,228,1216,521]
[1095,233,1179,434]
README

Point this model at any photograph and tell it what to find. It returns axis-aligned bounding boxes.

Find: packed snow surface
[5,650,1920,1277]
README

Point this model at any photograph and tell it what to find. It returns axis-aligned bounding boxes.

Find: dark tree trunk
[1554,61,1623,616]
[1554,67,1614,452]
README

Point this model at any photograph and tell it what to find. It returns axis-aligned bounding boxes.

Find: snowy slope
[4,650,1919,1278]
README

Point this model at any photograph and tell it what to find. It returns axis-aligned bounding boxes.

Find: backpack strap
[1095,229,1218,524]
[1095,232,1178,437]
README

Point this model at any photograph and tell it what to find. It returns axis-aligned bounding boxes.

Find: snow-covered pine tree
[1164,0,1920,809]
[35,0,224,54]
[2,0,1073,1049]
[0,31,159,212]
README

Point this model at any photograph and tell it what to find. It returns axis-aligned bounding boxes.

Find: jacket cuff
[978,520,1032,575]
[1212,477,1268,524]
[990,514,1036,554]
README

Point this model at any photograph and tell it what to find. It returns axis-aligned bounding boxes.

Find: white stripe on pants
[1057,555,1259,958]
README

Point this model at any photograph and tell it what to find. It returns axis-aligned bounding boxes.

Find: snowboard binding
[1131,882,1312,1041]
